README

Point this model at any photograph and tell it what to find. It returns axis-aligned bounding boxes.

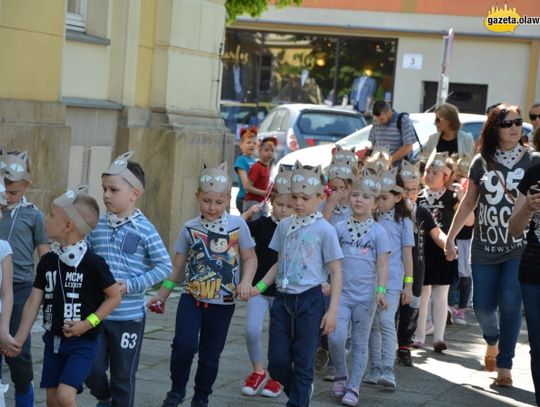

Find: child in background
[0,149,49,406]
[328,171,390,406]
[364,168,414,389]
[85,152,172,407]
[254,161,343,407]
[8,187,121,407]
[447,154,474,325]
[152,161,257,407]
[243,136,278,219]
[414,151,473,352]
[234,126,258,213]
[396,161,446,367]
[0,178,14,356]
[240,165,293,398]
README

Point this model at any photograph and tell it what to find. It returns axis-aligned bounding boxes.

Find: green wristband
[162,279,176,290]
[256,281,268,293]
[86,313,101,328]
[404,276,414,284]
[376,285,387,294]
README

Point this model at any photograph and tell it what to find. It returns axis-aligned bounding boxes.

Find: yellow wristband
[86,313,101,328]
[404,276,414,284]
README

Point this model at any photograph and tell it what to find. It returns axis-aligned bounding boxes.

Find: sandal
[494,376,513,387]
[484,355,497,372]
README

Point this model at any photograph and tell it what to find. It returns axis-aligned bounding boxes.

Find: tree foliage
[225,0,302,23]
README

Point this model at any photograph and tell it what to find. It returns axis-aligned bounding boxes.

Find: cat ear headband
[399,159,421,183]
[53,185,93,235]
[332,145,357,163]
[291,161,323,195]
[103,151,144,193]
[327,157,355,180]
[364,146,391,174]
[379,167,403,193]
[199,160,232,193]
[351,168,381,197]
[426,150,452,175]
[0,177,7,206]
[0,148,31,182]
[456,154,473,175]
[273,165,292,195]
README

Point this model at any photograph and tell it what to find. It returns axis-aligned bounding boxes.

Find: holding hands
[0,334,22,357]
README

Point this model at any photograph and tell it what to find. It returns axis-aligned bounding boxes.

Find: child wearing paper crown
[0,149,49,406]
[239,165,293,398]
[413,151,474,352]
[84,152,172,407]
[363,168,414,390]
[4,187,121,407]
[253,161,343,407]
[328,171,390,406]
[396,160,447,367]
[151,160,257,407]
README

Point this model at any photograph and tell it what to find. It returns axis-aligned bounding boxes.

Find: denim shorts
[41,331,99,390]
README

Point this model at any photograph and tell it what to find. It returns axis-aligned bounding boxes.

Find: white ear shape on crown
[18,151,28,161]
[390,167,399,176]
[218,161,227,172]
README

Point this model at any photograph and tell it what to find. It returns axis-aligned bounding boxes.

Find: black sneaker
[191,400,208,407]
[162,390,185,407]
[397,348,413,367]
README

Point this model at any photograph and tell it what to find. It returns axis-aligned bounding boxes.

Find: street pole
[332,38,341,106]
[436,28,454,105]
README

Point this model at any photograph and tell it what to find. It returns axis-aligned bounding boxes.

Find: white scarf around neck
[51,240,87,268]
[287,212,323,236]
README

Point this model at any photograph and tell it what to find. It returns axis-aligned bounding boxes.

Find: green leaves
[225,0,302,23]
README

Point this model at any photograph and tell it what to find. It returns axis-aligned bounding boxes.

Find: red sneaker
[261,379,282,398]
[241,372,268,396]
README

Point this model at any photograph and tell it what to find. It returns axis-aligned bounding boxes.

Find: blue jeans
[472,258,522,369]
[169,294,235,404]
[368,289,401,370]
[521,283,540,405]
[268,286,325,407]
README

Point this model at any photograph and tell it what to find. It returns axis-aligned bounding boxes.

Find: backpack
[397,112,423,153]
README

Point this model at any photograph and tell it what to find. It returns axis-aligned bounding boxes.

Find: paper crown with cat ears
[103,151,145,193]
[273,165,292,195]
[399,159,421,183]
[53,185,93,235]
[199,160,232,193]
[456,154,473,175]
[0,148,31,182]
[332,145,357,163]
[351,168,382,197]
[291,161,324,195]
[379,167,403,193]
[364,146,391,174]
[327,157,355,180]
[426,150,452,175]
[0,177,7,206]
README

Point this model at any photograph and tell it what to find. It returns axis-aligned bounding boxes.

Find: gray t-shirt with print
[269,217,344,294]
[468,151,540,264]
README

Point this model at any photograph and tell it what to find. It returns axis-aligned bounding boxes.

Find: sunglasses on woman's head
[530,114,540,121]
[499,118,523,128]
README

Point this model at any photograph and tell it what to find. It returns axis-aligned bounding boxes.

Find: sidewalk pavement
[3,291,536,406]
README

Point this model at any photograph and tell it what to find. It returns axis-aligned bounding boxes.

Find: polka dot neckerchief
[495,144,524,170]
[51,240,87,268]
[347,217,374,242]
[287,212,323,236]
[107,209,142,229]
[424,188,446,206]
[200,213,228,234]
[378,208,396,222]
[333,205,351,216]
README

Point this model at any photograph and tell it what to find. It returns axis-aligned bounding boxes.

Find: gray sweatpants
[328,300,376,391]
[245,295,274,366]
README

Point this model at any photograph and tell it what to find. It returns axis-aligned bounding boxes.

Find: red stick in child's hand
[149,300,165,314]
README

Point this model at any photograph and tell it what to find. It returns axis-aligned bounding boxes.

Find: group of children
[0,135,475,407]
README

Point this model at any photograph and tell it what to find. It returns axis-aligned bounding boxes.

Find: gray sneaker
[378,367,396,389]
[162,390,185,407]
[362,367,381,384]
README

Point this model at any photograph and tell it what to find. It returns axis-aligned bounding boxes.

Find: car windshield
[297,112,365,137]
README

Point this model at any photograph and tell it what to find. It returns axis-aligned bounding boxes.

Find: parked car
[220,100,272,141]
[258,104,367,159]
[273,112,533,177]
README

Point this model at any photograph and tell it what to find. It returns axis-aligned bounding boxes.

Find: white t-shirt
[0,239,13,313]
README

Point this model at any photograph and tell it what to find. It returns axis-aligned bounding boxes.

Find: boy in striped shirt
[85,152,172,407]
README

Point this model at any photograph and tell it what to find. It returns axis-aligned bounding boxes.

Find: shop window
[423,82,488,114]
[66,0,87,32]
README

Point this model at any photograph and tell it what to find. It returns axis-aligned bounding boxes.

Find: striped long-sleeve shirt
[87,211,172,320]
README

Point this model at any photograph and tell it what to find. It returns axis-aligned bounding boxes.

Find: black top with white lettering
[34,250,116,339]
[517,162,540,284]
[412,206,437,296]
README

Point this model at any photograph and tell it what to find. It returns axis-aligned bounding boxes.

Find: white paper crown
[291,161,324,195]
[199,160,232,193]
[364,146,391,174]
[0,148,31,182]
[426,150,452,175]
[273,165,292,195]
[399,159,421,183]
[351,168,382,197]
[53,185,93,235]
[379,167,403,193]
[103,151,145,193]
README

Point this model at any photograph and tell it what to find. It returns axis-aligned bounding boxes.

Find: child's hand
[117,280,128,296]
[376,293,388,310]
[325,189,346,208]
[250,286,261,297]
[452,183,466,201]
[1,335,21,357]
[401,285,413,305]
[444,240,458,261]
[236,281,252,301]
[148,296,166,314]
[63,320,91,338]
[320,310,337,336]
[321,282,331,296]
